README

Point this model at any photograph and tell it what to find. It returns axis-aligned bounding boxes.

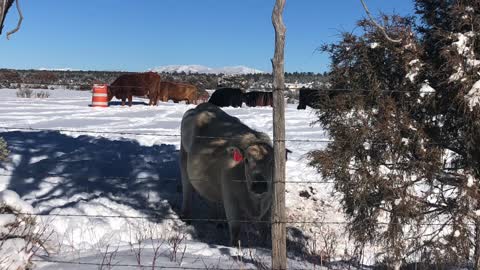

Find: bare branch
[6,0,22,39]
[0,0,14,35]
[359,0,402,43]
[434,171,466,186]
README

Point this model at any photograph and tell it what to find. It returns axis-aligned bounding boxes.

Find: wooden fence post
[271,0,287,269]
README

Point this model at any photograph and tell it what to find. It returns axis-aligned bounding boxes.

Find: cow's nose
[251,174,268,194]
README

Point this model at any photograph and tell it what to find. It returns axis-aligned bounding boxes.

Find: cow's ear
[227,146,244,162]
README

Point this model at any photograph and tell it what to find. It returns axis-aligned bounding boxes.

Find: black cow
[208,88,244,108]
[297,88,323,110]
[244,91,273,107]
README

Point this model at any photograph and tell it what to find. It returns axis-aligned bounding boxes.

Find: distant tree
[308,1,480,268]
[0,69,21,87]
[30,71,58,84]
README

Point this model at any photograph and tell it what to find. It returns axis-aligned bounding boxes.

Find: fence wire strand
[0,126,335,143]
[9,82,438,94]
[32,257,321,270]
[9,211,470,226]
[31,257,256,270]
[0,126,447,146]
[0,172,335,184]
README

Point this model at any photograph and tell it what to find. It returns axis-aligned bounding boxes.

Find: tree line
[0,69,328,91]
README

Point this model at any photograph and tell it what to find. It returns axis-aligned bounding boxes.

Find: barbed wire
[32,257,328,270]
[11,211,470,227]
[98,86,434,95]
[0,126,332,143]
[8,82,437,94]
[0,126,449,146]
[13,211,332,224]
[0,172,335,184]
[260,87,436,94]
[31,258,256,270]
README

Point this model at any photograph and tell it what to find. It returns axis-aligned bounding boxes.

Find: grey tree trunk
[271,0,286,269]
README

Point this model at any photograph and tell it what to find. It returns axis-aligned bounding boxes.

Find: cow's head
[227,142,274,196]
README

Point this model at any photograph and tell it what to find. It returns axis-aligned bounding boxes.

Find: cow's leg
[225,201,241,247]
[180,145,193,219]
[222,188,241,246]
[121,97,126,106]
[128,95,133,107]
[152,91,157,106]
[150,92,158,106]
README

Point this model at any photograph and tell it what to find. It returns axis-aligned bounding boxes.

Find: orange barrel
[91,84,109,107]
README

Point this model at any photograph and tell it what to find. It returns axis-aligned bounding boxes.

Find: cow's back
[245,91,272,107]
[181,103,250,151]
[162,81,197,104]
[208,88,244,107]
[111,72,160,97]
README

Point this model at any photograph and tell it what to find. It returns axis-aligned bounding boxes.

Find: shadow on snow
[1,130,180,220]
[0,131,315,257]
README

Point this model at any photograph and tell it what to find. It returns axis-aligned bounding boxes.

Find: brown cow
[244,91,273,107]
[154,81,197,105]
[108,72,160,106]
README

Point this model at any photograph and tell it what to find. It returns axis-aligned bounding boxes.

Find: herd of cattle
[106,71,320,110]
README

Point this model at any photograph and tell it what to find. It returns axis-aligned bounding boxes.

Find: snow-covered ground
[0,88,355,269]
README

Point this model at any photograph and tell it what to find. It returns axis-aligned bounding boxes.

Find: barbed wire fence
[0,123,466,227]
[6,81,438,92]
[0,121,334,269]
[0,85,453,269]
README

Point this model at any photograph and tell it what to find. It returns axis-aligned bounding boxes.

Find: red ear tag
[233,149,243,162]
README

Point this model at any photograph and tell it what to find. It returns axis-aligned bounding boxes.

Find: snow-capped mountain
[149,65,265,75]
[37,67,77,71]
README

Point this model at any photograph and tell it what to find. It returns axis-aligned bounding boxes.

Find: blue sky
[0,0,414,73]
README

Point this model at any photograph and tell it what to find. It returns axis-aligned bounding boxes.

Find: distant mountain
[37,67,76,71]
[149,65,265,75]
